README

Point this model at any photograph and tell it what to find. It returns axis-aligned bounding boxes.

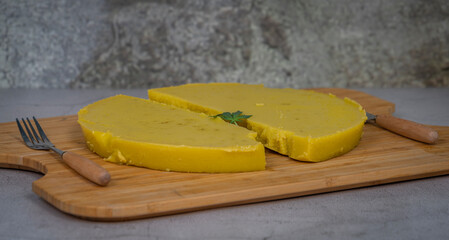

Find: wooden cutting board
[1,88,448,221]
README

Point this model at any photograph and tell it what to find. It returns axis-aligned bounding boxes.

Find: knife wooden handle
[62,151,111,186]
[375,115,439,144]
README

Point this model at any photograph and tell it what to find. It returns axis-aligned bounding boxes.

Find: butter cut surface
[77,95,265,173]
[148,83,367,162]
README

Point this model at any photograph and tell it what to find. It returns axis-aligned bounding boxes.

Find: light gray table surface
[1,88,448,240]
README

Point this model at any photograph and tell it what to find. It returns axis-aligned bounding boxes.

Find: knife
[366,112,439,144]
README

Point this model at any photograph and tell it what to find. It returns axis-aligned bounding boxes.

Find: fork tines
[16,116,50,146]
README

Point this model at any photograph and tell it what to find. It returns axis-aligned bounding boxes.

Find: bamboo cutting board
[1,88,448,221]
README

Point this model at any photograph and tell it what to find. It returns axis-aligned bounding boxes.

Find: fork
[16,117,110,186]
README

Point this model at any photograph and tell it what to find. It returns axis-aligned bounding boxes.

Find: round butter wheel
[148,83,367,162]
[78,95,265,173]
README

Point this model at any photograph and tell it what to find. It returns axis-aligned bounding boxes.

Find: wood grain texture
[374,114,439,144]
[1,88,448,221]
[61,151,111,186]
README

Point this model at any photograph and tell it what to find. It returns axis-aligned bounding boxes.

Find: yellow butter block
[148,83,367,162]
[78,95,265,173]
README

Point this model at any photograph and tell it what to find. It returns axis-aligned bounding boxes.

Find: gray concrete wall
[1,0,449,89]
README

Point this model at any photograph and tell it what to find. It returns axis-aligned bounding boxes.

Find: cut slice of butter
[148,83,367,162]
[77,95,265,173]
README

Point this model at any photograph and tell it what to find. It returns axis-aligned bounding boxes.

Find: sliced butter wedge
[148,83,367,162]
[78,95,265,173]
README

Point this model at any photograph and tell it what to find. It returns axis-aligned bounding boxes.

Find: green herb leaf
[211,111,252,125]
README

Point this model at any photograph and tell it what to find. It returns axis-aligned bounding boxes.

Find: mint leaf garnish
[211,111,252,125]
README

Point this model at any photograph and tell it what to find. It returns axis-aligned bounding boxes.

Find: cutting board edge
[0,152,49,174]
[31,159,449,221]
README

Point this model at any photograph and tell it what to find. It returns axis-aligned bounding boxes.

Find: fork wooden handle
[62,151,111,186]
[375,115,439,144]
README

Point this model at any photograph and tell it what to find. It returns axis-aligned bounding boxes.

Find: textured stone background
[1,0,449,89]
